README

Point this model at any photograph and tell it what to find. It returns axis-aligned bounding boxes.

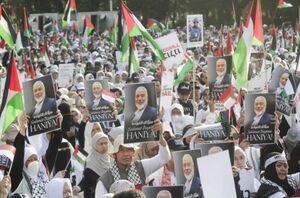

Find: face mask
[26,161,39,177]
[172,115,182,122]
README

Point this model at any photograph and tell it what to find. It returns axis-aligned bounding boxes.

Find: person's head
[121,71,128,82]
[71,108,81,123]
[216,58,227,76]
[135,86,148,110]
[171,103,184,122]
[33,80,46,103]
[113,135,136,169]
[193,18,199,26]
[113,190,146,198]
[24,146,39,177]
[182,154,194,181]
[92,81,103,99]
[46,178,73,198]
[152,79,161,97]
[208,146,223,155]
[264,152,289,182]
[92,132,109,154]
[177,82,191,103]
[234,146,247,169]
[156,190,172,198]
[91,122,102,137]
[279,72,289,88]
[254,96,267,116]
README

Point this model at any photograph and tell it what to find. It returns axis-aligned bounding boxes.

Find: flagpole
[192,53,196,124]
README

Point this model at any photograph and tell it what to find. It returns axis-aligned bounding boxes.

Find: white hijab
[46,178,72,198]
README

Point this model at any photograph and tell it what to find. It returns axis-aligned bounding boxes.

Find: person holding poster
[29,80,57,117]
[95,121,171,196]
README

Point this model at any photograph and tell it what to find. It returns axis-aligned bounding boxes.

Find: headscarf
[264,152,296,197]
[24,145,48,198]
[86,133,111,177]
[46,178,72,198]
[84,122,94,154]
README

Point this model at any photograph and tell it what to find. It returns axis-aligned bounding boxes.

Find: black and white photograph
[84,79,116,122]
[142,186,184,198]
[23,75,60,136]
[173,149,203,198]
[244,93,276,145]
[124,82,158,143]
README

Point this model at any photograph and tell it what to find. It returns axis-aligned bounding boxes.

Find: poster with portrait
[84,80,116,123]
[58,63,75,88]
[186,14,203,48]
[173,149,202,198]
[244,93,276,145]
[155,32,185,70]
[124,82,158,143]
[142,186,184,198]
[207,56,232,111]
[194,141,234,165]
[23,75,60,136]
[269,67,294,115]
[247,53,270,93]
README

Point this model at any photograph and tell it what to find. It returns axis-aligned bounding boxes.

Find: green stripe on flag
[0,23,14,48]
[175,59,193,86]
[1,93,24,134]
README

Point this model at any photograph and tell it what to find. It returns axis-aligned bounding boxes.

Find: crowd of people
[0,15,299,198]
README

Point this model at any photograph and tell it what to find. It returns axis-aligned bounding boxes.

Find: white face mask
[26,161,39,177]
[172,115,182,122]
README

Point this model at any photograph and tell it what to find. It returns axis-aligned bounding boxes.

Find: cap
[109,180,135,194]
[177,82,191,93]
[111,134,136,153]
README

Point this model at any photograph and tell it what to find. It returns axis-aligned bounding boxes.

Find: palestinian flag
[207,38,213,55]
[23,7,30,38]
[175,54,193,86]
[109,17,118,45]
[121,0,164,60]
[232,0,254,89]
[225,31,234,55]
[121,21,130,62]
[82,16,94,47]
[102,89,116,103]
[278,0,292,8]
[9,8,16,23]
[147,18,165,30]
[73,145,86,166]
[62,0,77,28]
[220,85,237,109]
[246,0,263,46]
[15,28,23,53]
[0,5,16,49]
[0,52,24,136]
[129,37,140,75]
